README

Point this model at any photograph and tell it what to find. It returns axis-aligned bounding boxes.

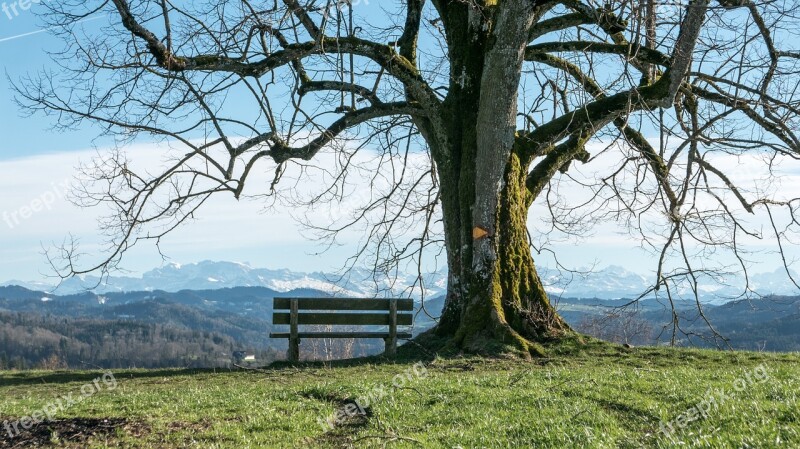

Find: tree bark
[442,147,571,357]
[430,1,570,357]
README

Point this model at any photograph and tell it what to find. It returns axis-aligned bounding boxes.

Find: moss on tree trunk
[436,149,571,357]
[424,0,571,357]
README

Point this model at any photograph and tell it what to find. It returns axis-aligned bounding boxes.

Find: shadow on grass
[263,331,787,372]
[0,337,444,386]
[264,331,606,370]
[2,333,776,384]
[0,367,231,387]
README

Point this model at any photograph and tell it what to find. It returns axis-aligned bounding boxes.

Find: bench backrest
[272,297,413,326]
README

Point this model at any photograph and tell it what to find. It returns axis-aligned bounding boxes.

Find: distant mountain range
[3,260,798,303]
[1,261,447,298]
[540,264,800,303]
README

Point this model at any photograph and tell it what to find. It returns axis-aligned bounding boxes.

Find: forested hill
[2,285,800,369]
[0,286,302,369]
[0,312,245,369]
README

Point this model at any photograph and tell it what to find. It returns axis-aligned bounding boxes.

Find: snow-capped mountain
[539,265,651,299]
[0,261,448,298]
[1,260,797,302]
[540,265,800,302]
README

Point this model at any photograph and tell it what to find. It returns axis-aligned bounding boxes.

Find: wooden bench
[269,297,413,362]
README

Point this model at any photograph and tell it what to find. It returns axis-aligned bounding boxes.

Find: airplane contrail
[0,15,103,44]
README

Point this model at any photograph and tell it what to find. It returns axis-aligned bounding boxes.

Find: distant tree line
[0,312,279,369]
[574,301,800,352]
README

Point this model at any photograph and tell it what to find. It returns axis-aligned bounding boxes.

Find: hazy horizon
[1,2,797,286]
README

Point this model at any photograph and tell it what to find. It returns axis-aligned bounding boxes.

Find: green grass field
[1,340,798,448]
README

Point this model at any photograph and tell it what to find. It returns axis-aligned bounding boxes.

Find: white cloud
[1,140,797,284]
[0,144,331,281]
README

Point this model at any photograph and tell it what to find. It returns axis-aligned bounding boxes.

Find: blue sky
[0,2,400,282]
[0,2,796,285]
[0,6,102,159]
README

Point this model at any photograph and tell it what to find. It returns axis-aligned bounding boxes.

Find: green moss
[192,55,220,65]
[446,149,571,359]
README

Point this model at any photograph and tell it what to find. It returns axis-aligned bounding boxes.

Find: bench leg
[384,337,397,357]
[289,337,300,363]
[289,298,299,362]
[386,298,398,357]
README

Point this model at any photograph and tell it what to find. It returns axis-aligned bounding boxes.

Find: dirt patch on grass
[301,390,372,427]
[0,417,147,448]
[302,391,373,449]
[164,418,215,433]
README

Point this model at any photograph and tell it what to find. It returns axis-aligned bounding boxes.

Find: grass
[0,340,798,448]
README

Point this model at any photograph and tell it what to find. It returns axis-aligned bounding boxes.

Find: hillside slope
[5,285,800,369]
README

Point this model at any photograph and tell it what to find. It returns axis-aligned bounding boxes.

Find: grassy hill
[1,340,798,448]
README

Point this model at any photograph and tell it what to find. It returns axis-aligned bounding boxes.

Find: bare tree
[16,0,800,355]
[577,310,654,346]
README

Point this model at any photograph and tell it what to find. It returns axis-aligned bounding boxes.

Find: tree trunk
[436,147,571,357]
[429,0,571,357]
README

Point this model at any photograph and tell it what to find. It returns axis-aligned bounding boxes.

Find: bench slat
[273,297,414,311]
[273,312,413,326]
[270,332,413,339]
